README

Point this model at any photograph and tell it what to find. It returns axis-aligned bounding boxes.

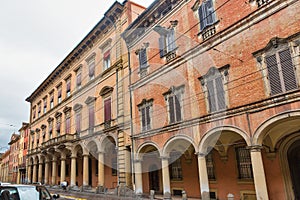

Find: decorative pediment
[99,38,112,50]
[85,96,97,105]
[85,52,96,63]
[99,86,114,96]
[137,98,154,107]
[163,85,185,96]
[41,124,47,130]
[55,112,62,118]
[47,117,54,123]
[63,106,72,113]
[73,103,83,112]
[253,37,288,56]
[199,64,230,85]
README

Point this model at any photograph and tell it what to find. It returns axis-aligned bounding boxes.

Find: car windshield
[17,186,40,200]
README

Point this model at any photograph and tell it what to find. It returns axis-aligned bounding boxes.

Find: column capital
[52,156,58,162]
[196,152,208,158]
[82,153,90,157]
[134,159,143,163]
[160,156,169,160]
[71,155,77,159]
[97,151,105,155]
[249,145,263,152]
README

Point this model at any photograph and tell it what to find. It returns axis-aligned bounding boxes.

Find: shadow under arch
[199,125,251,155]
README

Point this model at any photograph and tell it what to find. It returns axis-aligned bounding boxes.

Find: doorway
[149,164,160,192]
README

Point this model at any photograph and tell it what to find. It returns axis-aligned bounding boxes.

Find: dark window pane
[169,96,175,123]
[159,36,166,57]
[175,93,181,121]
[104,98,112,122]
[207,80,216,112]
[215,76,225,110]
[89,107,94,129]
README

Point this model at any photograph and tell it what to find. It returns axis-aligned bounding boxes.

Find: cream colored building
[26,1,145,192]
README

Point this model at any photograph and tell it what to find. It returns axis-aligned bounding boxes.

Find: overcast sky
[0,0,152,152]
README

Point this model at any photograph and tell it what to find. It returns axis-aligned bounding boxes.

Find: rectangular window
[103,50,111,70]
[198,0,217,31]
[38,103,41,118]
[206,151,216,180]
[65,117,71,134]
[141,106,151,131]
[75,113,81,133]
[207,76,225,112]
[66,78,71,97]
[88,106,95,131]
[33,107,36,120]
[57,88,62,104]
[104,98,112,122]
[236,146,253,179]
[168,93,182,123]
[138,48,148,69]
[49,123,53,139]
[76,72,82,89]
[89,59,95,80]
[159,29,176,58]
[266,48,297,95]
[43,98,47,114]
[50,93,54,109]
[169,152,182,180]
[56,121,61,137]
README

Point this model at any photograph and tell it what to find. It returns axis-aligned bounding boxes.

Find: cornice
[122,0,183,46]
[26,1,125,103]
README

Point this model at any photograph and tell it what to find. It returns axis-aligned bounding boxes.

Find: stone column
[125,149,132,187]
[250,146,269,200]
[82,154,89,187]
[51,157,57,185]
[27,164,32,183]
[198,153,210,200]
[38,162,43,183]
[44,160,49,185]
[98,152,105,187]
[60,156,66,184]
[70,156,77,187]
[161,157,171,199]
[32,163,37,183]
[17,170,21,184]
[134,159,143,195]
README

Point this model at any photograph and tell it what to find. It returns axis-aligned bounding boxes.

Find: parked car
[0,184,60,200]
[0,183,10,186]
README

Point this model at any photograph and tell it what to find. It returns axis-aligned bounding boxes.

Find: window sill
[198,20,220,41]
[237,179,254,184]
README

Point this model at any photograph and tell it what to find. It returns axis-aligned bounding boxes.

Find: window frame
[235,146,253,180]
[163,85,185,124]
[138,99,153,132]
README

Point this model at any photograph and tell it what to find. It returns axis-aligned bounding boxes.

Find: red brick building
[8,133,20,183]
[122,0,300,199]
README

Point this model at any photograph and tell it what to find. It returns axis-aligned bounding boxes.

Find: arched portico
[162,135,199,199]
[198,126,255,200]
[253,111,300,200]
[135,142,162,196]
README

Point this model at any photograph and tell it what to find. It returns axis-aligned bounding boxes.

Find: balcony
[41,134,76,148]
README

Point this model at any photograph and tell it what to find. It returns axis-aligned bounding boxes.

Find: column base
[163,192,171,200]
[96,186,105,194]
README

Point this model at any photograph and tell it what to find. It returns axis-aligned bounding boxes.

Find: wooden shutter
[266,54,282,95]
[141,107,146,131]
[279,49,297,91]
[169,96,175,123]
[159,36,166,57]
[89,106,94,129]
[65,117,71,134]
[216,76,226,110]
[167,29,176,52]
[89,61,95,77]
[146,106,151,129]
[104,98,112,122]
[76,73,81,87]
[198,4,207,31]
[206,0,216,25]
[207,80,216,112]
[175,93,182,121]
[139,48,147,69]
[66,80,71,92]
[76,114,81,133]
